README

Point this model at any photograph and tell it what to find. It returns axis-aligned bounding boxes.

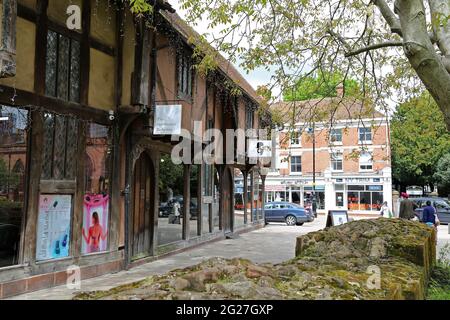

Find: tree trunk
[396,0,450,130]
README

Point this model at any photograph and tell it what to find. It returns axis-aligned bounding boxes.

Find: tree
[434,153,450,196]
[128,0,450,130]
[391,92,450,189]
[283,72,360,101]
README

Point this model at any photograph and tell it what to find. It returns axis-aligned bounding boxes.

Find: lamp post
[307,124,317,217]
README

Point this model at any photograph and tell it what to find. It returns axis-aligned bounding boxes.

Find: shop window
[45,30,81,103]
[0,106,29,268]
[234,169,245,228]
[202,164,213,234]
[359,152,373,171]
[212,167,220,231]
[158,154,184,246]
[347,185,383,211]
[189,165,200,238]
[82,124,112,255]
[330,128,342,143]
[358,127,372,143]
[331,152,343,171]
[177,49,193,98]
[41,113,78,180]
[290,156,302,173]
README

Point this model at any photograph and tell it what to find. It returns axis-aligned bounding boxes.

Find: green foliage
[283,72,361,101]
[434,153,450,196]
[391,92,450,188]
[128,0,153,14]
[427,244,450,300]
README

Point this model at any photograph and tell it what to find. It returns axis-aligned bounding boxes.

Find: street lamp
[306,124,317,217]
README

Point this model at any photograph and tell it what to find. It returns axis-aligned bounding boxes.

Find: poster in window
[36,195,72,261]
[81,194,109,254]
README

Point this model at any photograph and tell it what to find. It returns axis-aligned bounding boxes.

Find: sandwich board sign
[326,210,349,228]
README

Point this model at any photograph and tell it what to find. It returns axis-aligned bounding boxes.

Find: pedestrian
[399,192,416,220]
[379,201,393,218]
[421,200,440,228]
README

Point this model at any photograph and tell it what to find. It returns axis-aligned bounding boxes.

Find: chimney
[336,84,344,98]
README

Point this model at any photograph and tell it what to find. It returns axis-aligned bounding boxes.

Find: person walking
[379,201,393,218]
[422,200,439,228]
[399,192,416,220]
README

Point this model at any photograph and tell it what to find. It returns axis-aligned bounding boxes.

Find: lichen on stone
[73,218,436,300]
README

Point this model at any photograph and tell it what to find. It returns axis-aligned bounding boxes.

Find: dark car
[263,202,314,226]
[159,198,198,219]
[412,197,450,224]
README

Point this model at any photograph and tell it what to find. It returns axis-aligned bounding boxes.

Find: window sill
[358,141,373,145]
[331,141,343,146]
[290,172,303,176]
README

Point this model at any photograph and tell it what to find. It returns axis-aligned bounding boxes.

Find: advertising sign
[36,195,72,261]
[153,105,182,135]
[82,194,109,254]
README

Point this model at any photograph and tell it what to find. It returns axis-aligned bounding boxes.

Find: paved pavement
[8,216,450,300]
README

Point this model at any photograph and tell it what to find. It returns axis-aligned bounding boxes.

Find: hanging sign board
[36,195,72,261]
[248,140,272,158]
[153,105,182,135]
[326,210,349,228]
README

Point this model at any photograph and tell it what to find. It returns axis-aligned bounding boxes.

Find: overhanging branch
[345,41,404,57]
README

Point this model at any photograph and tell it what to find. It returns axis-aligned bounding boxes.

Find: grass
[427,244,450,300]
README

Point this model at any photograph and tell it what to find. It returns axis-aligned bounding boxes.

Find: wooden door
[131,152,153,260]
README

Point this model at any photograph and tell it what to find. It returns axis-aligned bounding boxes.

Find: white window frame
[290,155,302,174]
[290,130,301,146]
[331,152,343,172]
[330,128,343,145]
[359,152,373,172]
[358,127,372,144]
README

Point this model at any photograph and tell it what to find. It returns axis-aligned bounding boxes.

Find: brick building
[266,88,392,216]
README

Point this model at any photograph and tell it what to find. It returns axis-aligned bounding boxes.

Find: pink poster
[82,194,109,254]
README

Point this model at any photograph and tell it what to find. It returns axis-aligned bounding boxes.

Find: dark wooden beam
[80,0,91,105]
[34,0,48,95]
[0,85,110,123]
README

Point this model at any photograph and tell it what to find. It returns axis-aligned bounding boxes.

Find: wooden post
[242,170,248,225]
[0,0,17,78]
[183,164,191,240]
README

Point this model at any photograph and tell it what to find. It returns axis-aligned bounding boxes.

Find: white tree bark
[393,0,450,130]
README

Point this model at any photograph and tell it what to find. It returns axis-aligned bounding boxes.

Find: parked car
[412,197,450,224]
[263,202,314,226]
[159,197,198,219]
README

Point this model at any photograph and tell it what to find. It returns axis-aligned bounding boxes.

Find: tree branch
[345,41,404,57]
[373,0,403,36]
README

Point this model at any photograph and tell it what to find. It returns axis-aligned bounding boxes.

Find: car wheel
[296,222,304,226]
[286,215,297,226]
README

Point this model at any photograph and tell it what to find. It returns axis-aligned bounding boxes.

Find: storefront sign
[265,185,286,192]
[153,105,182,135]
[36,195,72,261]
[81,194,109,254]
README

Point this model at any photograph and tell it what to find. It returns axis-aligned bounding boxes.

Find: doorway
[130,152,154,260]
